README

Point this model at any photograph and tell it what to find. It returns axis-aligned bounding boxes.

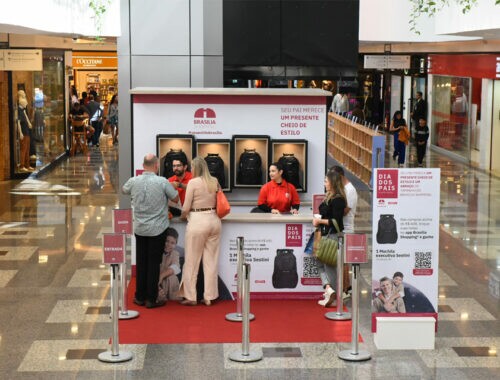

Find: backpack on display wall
[204,153,226,188]
[278,153,301,189]
[163,149,188,178]
[376,214,398,244]
[237,149,262,185]
[272,249,298,289]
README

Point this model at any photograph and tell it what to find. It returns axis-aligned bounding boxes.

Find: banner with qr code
[372,168,440,327]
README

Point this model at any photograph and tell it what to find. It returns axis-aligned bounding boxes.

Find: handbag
[314,219,340,266]
[216,186,230,218]
[398,126,410,145]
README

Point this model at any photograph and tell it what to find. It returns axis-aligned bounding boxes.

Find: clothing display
[278,153,301,189]
[272,249,298,288]
[163,149,189,179]
[204,153,226,188]
[237,149,262,185]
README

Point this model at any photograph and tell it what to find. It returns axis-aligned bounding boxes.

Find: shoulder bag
[314,219,340,267]
[216,186,230,218]
[398,126,410,145]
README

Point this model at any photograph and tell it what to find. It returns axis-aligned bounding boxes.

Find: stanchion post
[326,235,351,321]
[119,260,139,319]
[98,264,133,363]
[228,263,262,363]
[338,264,371,361]
[226,237,255,322]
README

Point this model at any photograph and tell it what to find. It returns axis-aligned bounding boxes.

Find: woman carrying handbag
[389,110,409,167]
[314,169,346,307]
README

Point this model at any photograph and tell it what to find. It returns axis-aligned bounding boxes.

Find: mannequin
[17,90,34,172]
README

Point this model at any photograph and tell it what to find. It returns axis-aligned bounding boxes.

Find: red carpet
[119,279,361,344]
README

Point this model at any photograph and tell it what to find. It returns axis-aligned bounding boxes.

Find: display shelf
[328,113,385,187]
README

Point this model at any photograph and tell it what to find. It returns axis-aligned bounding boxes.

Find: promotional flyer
[372,168,440,328]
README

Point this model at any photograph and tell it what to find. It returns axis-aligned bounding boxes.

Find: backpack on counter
[237,149,262,185]
[278,153,301,189]
[205,153,226,188]
[272,249,298,289]
[163,149,188,178]
[376,214,398,244]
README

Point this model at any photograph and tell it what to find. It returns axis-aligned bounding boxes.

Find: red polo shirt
[168,171,193,205]
[257,179,300,212]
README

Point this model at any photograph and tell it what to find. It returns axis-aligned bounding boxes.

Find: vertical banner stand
[98,264,133,363]
[326,236,352,321]
[339,264,371,361]
[112,209,139,320]
[226,236,255,322]
[229,263,263,363]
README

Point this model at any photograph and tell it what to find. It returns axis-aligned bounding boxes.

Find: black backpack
[278,153,301,189]
[237,149,262,185]
[163,149,188,178]
[272,249,298,289]
[204,153,225,188]
[376,214,398,244]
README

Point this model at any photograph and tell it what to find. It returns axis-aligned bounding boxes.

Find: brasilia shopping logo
[193,108,216,126]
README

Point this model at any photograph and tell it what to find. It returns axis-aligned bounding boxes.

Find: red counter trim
[133,94,327,105]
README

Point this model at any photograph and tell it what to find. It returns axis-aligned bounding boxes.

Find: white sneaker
[324,287,336,307]
[342,292,351,300]
[317,291,328,306]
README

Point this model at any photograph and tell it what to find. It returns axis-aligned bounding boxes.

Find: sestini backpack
[204,153,226,188]
[237,149,262,185]
[272,249,298,288]
[278,153,301,189]
[376,214,398,244]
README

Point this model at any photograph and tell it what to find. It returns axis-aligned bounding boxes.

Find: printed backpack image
[376,214,398,244]
[204,153,226,188]
[237,149,262,185]
[278,153,301,189]
[272,249,298,289]
[163,149,188,178]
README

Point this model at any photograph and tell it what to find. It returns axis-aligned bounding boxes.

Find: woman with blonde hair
[314,169,346,307]
[178,157,222,306]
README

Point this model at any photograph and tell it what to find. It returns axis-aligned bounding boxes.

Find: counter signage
[345,234,367,263]
[312,194,325,214]
[371,168,440,328]
[102,233,126,264]
[113,209,133,235]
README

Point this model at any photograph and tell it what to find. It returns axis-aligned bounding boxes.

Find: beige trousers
[178,211,221,301]
[157,275,181,302]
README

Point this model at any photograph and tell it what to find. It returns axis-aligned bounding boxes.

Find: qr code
[303,256,319,278]
[415,252,432,269]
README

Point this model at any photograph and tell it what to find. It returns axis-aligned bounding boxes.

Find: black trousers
[416,143,427,164]
[135,229,168,303]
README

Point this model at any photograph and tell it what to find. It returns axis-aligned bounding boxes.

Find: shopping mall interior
[0,1,499,379]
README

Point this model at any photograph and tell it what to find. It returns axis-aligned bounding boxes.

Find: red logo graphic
[286,224,302,247]
[194,108,216,118]
[376,169,398,199]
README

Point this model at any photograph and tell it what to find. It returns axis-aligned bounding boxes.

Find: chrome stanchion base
[225,312,255,322]
[229,350,263,362]
[119,310,139,319]
[98,350,133,363]
[338,349,371,361]
[325,311,352,321]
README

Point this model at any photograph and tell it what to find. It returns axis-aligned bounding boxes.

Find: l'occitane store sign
[72,52,117,69]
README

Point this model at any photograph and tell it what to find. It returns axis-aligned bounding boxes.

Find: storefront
[2,49,67,178]
[71,51,117,104]
[428,54,500,168]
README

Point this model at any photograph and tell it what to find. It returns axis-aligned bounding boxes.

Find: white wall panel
[130,0,189,55]
[191,56,223,87]
[190,0,223,56]
[131,56,190,87]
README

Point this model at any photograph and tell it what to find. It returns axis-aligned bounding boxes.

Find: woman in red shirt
[255,162,300,214]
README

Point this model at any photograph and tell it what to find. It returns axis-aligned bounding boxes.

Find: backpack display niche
[376,214,398,244]
[272,140,308,192]
[232,135,270,188]
[156,134,195,179]
[272,249,298,289]
[205,153,226,188]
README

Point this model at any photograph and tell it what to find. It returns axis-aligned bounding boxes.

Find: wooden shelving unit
[327,112,385,187]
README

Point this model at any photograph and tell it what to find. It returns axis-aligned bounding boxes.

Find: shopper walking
[389,111,408,167]
[87,95,103,147]
[415,118,430,167]
[314,170,346,307]
[178,157,222,306]
[410,91,427,135]
[122,154,179,308]
[107,94,119,144]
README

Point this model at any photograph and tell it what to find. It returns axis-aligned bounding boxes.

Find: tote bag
[216,187,230,218]
[314,219,340,267]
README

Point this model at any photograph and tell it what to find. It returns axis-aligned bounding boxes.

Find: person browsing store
[168,157,193,205]
[255,162,300,214]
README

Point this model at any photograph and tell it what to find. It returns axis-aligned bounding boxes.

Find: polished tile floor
[0,141,498,379]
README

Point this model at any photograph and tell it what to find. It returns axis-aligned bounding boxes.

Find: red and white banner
[372,168,440,329]
[113,209,133,235]
[102,233,126,264]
